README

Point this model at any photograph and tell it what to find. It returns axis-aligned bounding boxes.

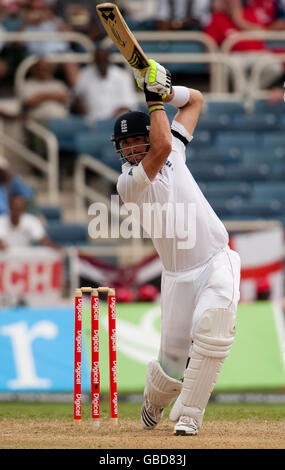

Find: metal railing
[221,30,285,54]
[24,118,59,204]
[109,51,248,94]
[0,30,95,51]
[14,52,93,98]
[103,30,223,93]
[0,31,95,203]
[74,153,119,221]
[220,31,285,95]
[1,29,284,214]
[74,153,145,255]
[249,52,285,96]
[0,119,59,204]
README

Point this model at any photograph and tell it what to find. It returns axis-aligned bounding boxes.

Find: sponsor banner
[229,226,284,302]
[75,228,284,303]
[0,247,63,306]
[0,301,284,393]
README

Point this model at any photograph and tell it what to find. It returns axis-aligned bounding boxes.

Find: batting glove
[145,59,172,96]
[133,68,145,90]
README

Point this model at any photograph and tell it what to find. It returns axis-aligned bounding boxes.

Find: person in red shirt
[204,0,266,50]
[232,0,285,31]
[204,0,285,87]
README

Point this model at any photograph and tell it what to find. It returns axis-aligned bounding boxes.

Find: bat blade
[96,3,150,74]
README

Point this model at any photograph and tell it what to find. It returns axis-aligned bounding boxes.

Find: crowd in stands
[0,0,284,100]
[0,0,284,305]
[0,154,59,252]
[0,0,284,247]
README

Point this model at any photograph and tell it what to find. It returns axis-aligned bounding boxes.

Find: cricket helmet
[111,111,150,157]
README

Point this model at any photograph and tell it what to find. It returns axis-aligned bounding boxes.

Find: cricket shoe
[174,416,198,436]
[141,399,164,430]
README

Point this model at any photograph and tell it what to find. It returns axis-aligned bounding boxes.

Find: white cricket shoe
[174,416,198,436]
[141,399,164,430]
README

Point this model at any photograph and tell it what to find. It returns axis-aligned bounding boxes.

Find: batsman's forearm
[149,108,172,156]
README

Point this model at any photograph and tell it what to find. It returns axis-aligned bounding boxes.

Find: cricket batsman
[112,60,241,435]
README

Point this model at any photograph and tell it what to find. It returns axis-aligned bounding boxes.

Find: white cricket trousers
[159,246,241,379]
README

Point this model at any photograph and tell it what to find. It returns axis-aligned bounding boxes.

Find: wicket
[74,286,118,426]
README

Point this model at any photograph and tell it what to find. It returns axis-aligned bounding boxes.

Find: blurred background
[0,0,284,403]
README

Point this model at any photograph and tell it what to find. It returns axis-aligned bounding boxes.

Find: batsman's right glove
[133,59,172,98]
[145,59,172,96]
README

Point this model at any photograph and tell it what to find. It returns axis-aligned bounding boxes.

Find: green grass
[0,402,284,422]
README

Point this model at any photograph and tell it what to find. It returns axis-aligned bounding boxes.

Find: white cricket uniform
[117,120,241,378]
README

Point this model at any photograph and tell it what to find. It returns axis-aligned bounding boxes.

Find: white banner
[0,247,63,307]
[230,226,284,302]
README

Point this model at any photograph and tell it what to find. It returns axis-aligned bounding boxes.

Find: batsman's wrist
[144,85,162,102]
[148,104,165,114]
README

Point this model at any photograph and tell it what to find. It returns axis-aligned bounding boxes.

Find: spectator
[123,0,157,23]
[19,57,70,121]
[156,0,201,30]
[20,0,78,85]
[0,193,59,250]
[0,23,9,82]
[204,0,284,88]
[0,5,27,94]
[231,0,285,32]
[0,155,34,215]
[191,0,212,28]
[1,1,24,32]
[73,47,138,123]
[204,0,266,49]
[54,0,105,41]
[20,0,70,55]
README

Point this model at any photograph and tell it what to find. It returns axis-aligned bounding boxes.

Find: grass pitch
[0,401,284,449]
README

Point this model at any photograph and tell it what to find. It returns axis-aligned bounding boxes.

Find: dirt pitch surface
[1,417,285,449]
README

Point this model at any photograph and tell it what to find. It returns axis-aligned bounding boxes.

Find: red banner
[0,247,63,306]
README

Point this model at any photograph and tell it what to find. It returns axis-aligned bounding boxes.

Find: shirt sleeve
[74,69,87,97]
[0,216,8,239]
[117,162,151,204]
[170,120,193,162]
[26,215,46,241]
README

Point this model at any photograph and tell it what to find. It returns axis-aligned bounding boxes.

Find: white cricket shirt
[0,214,46,248]
[117,120,229,272]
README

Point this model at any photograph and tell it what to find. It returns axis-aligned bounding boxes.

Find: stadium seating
[215,131,258,149]
[231,114,277,131]
[74,131,121,171]
[47,115,90,151]
[251,182,285,202]
[196,114,233,131]
[261,132,285,148]
[206,101,246,116]
[69,98,285,226]
[253,100,285,115]
[225,163,272,182]
[46,222,89,246]
[37,205,62,222]
[187,147,242,165]
[200,181,251,200]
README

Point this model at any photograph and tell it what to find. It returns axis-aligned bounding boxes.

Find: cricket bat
[96,3,150,76]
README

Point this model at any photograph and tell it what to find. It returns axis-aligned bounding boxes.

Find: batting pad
[144,360,182,408]
[169,308,236,427]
